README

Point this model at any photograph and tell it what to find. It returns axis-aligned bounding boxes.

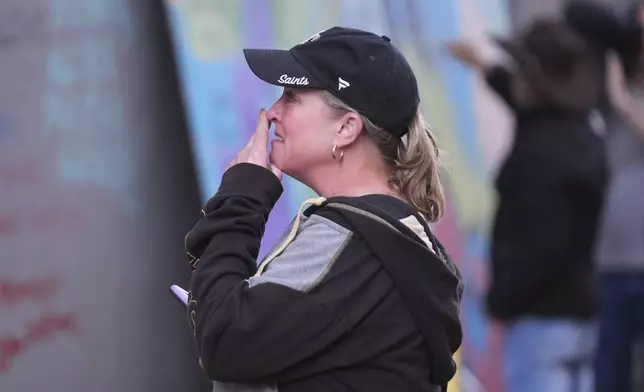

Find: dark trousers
[595,272,644,392]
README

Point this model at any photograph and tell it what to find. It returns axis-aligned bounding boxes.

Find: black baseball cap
[243,27,420,137]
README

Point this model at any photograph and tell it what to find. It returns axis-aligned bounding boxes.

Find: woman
[184,27,463,392]
[563,2,644,390]
[449,19,607,392]
[594,52,644,392]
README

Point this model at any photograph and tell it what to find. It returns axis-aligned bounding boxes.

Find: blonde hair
[320,90,445,222]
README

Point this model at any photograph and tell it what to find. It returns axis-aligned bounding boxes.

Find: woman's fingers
[227,108,281,179]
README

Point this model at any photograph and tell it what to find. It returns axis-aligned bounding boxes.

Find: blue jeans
[504,318,597,392]
[595,272,644,392]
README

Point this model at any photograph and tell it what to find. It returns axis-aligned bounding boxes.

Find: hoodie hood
[323,197,464,385]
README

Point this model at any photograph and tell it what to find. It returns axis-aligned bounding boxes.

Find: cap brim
[243,49,323,88]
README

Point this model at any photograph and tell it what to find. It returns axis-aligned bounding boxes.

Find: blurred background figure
[449,16,606,392]
[564,1,644,391]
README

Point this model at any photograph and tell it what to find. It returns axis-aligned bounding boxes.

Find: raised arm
[448,40,518,110]
[186,163,391,384]
[607,52,644,140]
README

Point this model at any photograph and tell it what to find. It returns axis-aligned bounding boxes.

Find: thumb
[269,163,282,179]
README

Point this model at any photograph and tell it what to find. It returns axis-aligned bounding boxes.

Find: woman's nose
[266,102,280,123]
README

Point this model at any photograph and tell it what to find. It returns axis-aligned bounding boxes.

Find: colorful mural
[164,0,514,390]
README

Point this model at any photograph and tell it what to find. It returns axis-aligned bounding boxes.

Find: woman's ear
[335,112,364,148]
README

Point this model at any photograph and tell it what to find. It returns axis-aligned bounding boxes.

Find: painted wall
[1,0,209,391]
[165,0,515,390]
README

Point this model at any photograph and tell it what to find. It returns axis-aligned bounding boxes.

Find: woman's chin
[269,152,285,172]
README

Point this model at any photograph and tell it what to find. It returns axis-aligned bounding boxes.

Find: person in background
[564,1,644,390]
[448,18,607,392]
[184,27,463,392]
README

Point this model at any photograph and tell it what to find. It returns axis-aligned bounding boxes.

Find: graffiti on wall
[0,277,78,372]
[165,0,514,390]
[0,0,142,389]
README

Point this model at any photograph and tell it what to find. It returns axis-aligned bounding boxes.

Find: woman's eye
[284,91,297,102]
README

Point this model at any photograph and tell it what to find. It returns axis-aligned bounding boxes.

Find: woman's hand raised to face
[227,109,282,179]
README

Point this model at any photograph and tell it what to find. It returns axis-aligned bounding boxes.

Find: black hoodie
[185,163,464,392]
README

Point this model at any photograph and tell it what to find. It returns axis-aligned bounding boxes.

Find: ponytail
[390,110,445,221]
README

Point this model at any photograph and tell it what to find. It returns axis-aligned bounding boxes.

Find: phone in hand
[169,284,189,307]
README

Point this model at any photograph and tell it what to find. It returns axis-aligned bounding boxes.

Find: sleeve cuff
[209,163,283,210]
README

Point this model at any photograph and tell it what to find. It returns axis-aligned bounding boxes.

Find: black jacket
[184,164,464,392]
[484,66,607,321]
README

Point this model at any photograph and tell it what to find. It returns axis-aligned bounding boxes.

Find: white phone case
[169,284,189,307]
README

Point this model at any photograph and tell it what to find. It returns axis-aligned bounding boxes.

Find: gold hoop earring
[332,144,344,161]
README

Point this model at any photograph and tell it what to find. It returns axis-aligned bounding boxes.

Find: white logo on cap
[278,74,309,86]
[338,77,350,90]
[301,29,327,44]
